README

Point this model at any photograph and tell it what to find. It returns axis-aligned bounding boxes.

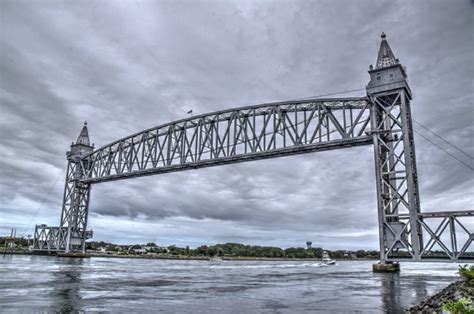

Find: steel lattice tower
[367,33,423,261]
[60,123,94,252]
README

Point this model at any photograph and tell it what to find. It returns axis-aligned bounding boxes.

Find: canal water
[0,255,461,313]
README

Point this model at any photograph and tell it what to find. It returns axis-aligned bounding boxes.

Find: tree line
[0,237,381,259]
[85,241,380,259]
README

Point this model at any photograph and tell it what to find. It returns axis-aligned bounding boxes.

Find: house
[131,248,147,255]
[117,245,130,252]
[128,244,147,255]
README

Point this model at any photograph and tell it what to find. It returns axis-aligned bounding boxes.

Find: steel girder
[386,211,474,261]
[371,90,426,262]
[59,160,92,252]
[80,97,373,184]
[32,225,68,251]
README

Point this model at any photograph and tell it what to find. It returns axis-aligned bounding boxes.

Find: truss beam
[81,98,372,184]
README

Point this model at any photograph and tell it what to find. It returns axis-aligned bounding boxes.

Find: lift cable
[413,119,473,160]
[19,174,62,237]
[285,87,366,102]
[414,129,474,171]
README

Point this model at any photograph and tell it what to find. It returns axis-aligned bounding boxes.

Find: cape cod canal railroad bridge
[33,33,473,266]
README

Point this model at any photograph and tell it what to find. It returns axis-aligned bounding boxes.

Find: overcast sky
[1,0,473,249]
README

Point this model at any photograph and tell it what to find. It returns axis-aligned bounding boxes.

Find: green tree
[442,298,473,314]
[356,250,367,258]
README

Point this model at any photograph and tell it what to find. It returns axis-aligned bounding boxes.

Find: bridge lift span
[33,33,473,263]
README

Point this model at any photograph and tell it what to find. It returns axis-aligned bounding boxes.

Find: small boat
[321,251,336,265]
[209,256,223,262]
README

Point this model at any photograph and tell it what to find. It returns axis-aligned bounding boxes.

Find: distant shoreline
[2,251,377,261]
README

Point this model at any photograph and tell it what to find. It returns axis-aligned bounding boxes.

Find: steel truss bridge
[33,33,473,262]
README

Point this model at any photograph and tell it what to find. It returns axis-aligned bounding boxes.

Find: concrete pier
[373,262,400,273]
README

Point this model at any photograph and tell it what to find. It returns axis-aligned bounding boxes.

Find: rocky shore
[409,280,473,313]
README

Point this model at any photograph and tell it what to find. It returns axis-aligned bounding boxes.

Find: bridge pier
[373,261,400,273]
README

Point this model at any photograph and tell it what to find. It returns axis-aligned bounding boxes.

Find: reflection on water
[380,273,402,313]
[380,272,427,313]
[0,256,460,313]
[383,272,432,313]
[50,259,83,312]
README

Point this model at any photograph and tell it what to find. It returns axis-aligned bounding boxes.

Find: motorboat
[209,256,223,262]
[321,251,336,265]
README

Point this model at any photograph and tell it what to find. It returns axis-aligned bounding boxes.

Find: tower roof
[376,32,398,69]
[75,122,91,146]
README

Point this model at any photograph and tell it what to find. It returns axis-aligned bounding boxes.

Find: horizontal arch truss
[81,97,372,183]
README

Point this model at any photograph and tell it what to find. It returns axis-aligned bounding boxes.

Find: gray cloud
[1,0,473,249]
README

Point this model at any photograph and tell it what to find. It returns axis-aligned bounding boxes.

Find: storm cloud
[1,0,473,249]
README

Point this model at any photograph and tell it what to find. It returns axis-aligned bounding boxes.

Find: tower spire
[76,121,90,146]
[376,32,398,69]
[367,32,410,97]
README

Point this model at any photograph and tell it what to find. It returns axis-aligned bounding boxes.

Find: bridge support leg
[367,35,424,263]
[60,161,92,253]
[370,90,423,262]
[32,123,94,254]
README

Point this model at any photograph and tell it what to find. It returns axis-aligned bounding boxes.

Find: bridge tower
[368,33,423,262]
[60,122,94,252]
